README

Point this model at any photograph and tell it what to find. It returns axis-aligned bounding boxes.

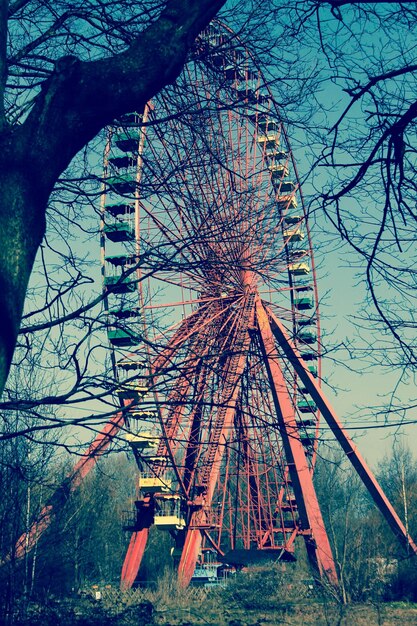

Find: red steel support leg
[70,413,125,487]
[256,299,338,585]
[177,295,255,586]
[178,529,203,587]
[121,529,149,590]
[118,319,215,589]
[267,307,417,556]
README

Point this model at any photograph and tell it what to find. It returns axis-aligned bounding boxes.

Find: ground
[7,597,417,626]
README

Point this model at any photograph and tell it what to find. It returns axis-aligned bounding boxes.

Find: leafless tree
[0,0,234,395]
[274,1,417,370]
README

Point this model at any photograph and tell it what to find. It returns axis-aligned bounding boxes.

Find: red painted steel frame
[267,306,417,557]
[177,293,256,585]
[256,298,338,584]
[178,529,203,587]
[121,529,149,589]
[120,309,227,587]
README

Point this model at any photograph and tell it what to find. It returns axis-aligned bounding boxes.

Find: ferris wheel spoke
[147,300,245,477]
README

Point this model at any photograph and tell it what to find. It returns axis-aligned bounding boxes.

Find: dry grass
[10,584,417,626]
[153,599,417,626]
[96,578,417,626]
[84,567,417,626]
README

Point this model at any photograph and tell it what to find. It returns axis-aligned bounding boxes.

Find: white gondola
[284,215,303,225]
[129,408,158,419]
[117,381,148,402]
[117,357,148,370]
[268,163,289,179]
[257,131,279,144]
[139,472,171,493]
[288,262,310,275]
[284,228,305,243]
[125,431,159,451]
[154,495,186,530]
[277,194,297,210]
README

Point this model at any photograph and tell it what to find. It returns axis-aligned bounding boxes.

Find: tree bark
[0,169,47,393]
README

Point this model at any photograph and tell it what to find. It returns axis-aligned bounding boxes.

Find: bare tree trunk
[0,172,46,394]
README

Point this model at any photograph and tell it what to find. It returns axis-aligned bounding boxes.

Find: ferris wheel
[100,21,336,587]
[11,20,416,590]
[97,21,417,590]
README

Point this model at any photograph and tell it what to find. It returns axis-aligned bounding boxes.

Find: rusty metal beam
[177,294,255,586]
[256,298,338,585]
[121,529,149,589]
[267,306,417,557]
